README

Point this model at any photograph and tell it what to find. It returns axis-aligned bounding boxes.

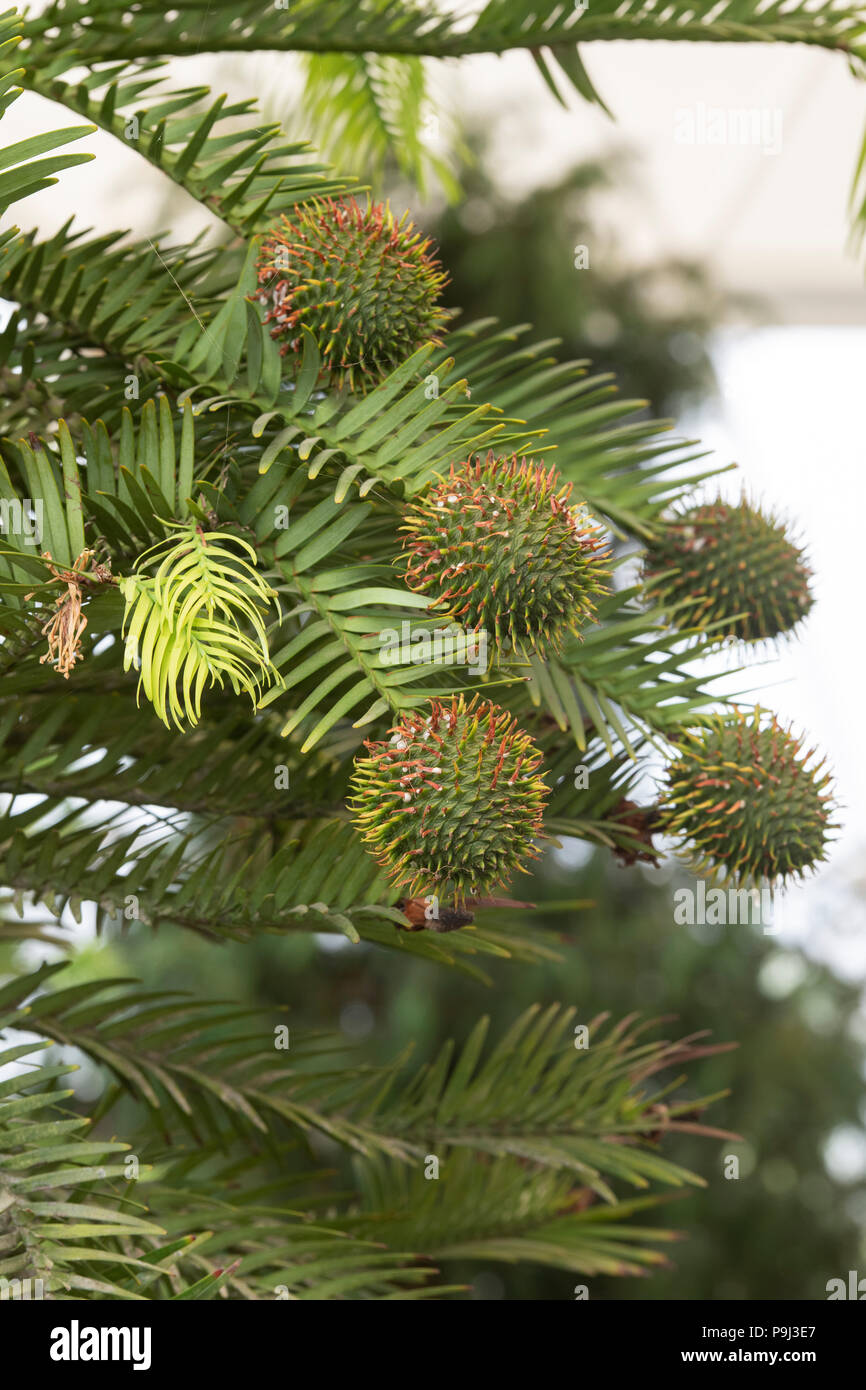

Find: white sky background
[3,31,865,976]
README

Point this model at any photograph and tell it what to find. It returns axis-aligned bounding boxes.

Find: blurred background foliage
[45,842,863,1301]
[425,134,748,418]
[4,116,863,1302]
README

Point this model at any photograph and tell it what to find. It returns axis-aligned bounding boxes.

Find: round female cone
[400,453,611,655]
[657,708,834,885]
[256,198,448,393]
[349,695,549,900]
[643,497,813,642]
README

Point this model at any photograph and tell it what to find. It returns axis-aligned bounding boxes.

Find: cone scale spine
[349,695,549,900]
[657,708,835,885]
[400,453,611,656]
[643,496,813,642]
[256,197,448,393]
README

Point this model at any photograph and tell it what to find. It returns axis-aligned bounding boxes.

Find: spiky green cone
[643,497,813,642]
[400,453,610,655]
[256,197,448,393]
[349,695,549,900]
[657,709,835,885]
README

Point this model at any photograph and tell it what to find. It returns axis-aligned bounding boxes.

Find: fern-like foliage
[0,966,735,1297]
[119,521,283,729]
[293,52,461,198]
